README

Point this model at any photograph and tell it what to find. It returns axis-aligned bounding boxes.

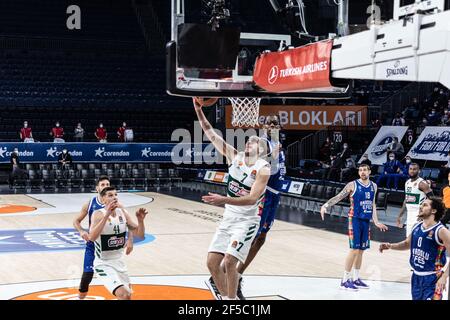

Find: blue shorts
[348,216,370,250]
[83,242,95,273]
[257,191,280,236]
[411,273,441,300]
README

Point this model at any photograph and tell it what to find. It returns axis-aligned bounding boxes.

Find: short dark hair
[96,175,110,185]
[100,186,116,197]
[429,197,445,222]
[358,164,371,170]
[409,162,420,168]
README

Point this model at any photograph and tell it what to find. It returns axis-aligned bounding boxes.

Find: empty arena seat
[315,185,325,200]
[420,168,431,179]
[301,183,311,197]
[324,186,335,200]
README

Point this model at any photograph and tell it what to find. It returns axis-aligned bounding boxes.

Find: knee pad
[79,271,94,293]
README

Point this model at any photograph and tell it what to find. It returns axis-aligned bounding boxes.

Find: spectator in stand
[117,122,127,142]
[427,106,441,126]
[95,123,107,143]
[416,117,428,136]
[360,154,372,168]
[441,111,450,126]
[326,154,342,181]
[319,137,333,161]
[371,117,382,130]
[74,122,85,142]
[20,121,33,142]
[339,142,352,163]
[405,128,415,149]
[387,137,405,160]
[403,98,421,122]
[376,152,403,189]
[50,121,64,143]
[392,112,406,126]
[340,158,358,183]
[437,88,449,107]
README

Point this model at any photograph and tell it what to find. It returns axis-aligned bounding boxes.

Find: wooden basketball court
[0,191,415,300]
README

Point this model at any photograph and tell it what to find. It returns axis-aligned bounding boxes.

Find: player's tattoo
[325,187,351,208]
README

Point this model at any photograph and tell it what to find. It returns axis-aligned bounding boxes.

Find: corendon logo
[268,66,279,84]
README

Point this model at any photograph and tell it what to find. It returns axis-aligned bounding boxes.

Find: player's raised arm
[419,180,434,198]
[73,202,90,241]
[202,165,270,206]
[320,182,354,220]
[89,200,116,241]
[121,207,147,239]
[193,97,237,164]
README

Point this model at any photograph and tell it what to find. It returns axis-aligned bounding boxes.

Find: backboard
[166,0,352,99]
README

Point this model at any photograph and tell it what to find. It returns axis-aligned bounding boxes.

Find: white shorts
[94,259,131,296]
[208,215,260,264]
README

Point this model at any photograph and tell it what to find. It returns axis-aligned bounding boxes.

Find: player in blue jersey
[320,164,388,291]
[235,115,286,300]
[73,175,111,299]
[380,197,450,300]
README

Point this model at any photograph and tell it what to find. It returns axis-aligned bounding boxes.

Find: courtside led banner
[225,105,367,130]
[253,40,333,93]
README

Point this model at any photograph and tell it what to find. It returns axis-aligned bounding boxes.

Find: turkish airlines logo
[268,66,279,84]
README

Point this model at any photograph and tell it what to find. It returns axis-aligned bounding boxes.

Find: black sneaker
[205,277,222,300]
[237,277,246,300]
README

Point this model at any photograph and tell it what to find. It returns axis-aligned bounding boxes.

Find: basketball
[194,97,218,107]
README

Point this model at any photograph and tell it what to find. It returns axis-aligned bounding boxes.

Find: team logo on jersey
[231,241,238,248]
[118,216,124,224]
[108,236,125,248]
[250,170,257,180]
[427,231,434,240]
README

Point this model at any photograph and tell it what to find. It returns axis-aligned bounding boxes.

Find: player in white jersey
[89,186,148,300]
[397,163,434,236]
[193,97,271,300]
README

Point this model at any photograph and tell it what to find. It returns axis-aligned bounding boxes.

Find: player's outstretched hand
[136,208,148,222]
[320,205,327,221]
[375,222,388,232]
[379,243,391,253]
[202,193,226,206]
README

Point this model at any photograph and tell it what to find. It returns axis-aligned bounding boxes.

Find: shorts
[348,216,370,250]
[94,259,131,295]
[257,191,280,236]
[83,242,95,273]
[411,273,441,300]
[208,215,260,264]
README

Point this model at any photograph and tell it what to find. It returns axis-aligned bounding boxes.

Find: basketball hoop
[228,97,261,128]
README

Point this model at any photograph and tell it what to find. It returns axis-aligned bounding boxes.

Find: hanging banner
[253,40,333,93]
[225,105,367,129]
[407,127,450,161]
[360,126,409,165]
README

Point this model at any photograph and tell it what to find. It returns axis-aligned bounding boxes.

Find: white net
[228,97,261,128]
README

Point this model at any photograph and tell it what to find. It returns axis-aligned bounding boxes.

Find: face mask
[63,150,67,154]
[56,124,60,127]
[14,150,18,154]
[123,124,126,127]
[389,157,395,160]
[343,145,348,149]
[24,123,28,128]
[406,159,411,164]
[362,157,367,160]
[100,125,103,128]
